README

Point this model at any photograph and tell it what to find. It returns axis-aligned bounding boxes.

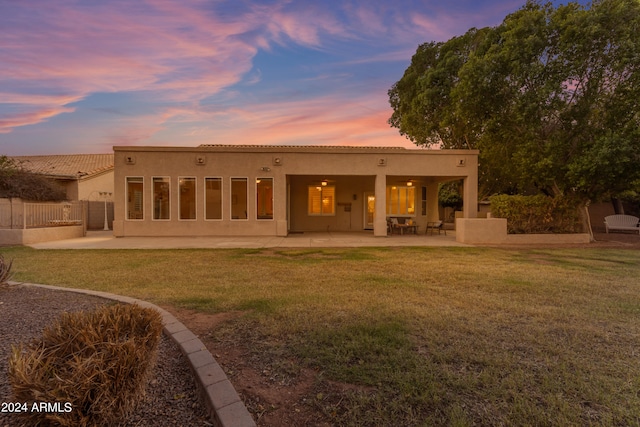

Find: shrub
[0,155,67,201]
[9,304,163,427]
[439,181,463,210]
[490,194,581,234]
[0,254,13,284]
[0,170,67,201]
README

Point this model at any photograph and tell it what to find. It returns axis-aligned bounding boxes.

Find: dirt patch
[162,307,244,331]
[161,306,333,426]
[241,248,345,260]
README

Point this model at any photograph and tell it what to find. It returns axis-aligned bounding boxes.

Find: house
[8,154,115,230]
[1,154,114,240]
[11,154,114,201]
[113,145,479,237]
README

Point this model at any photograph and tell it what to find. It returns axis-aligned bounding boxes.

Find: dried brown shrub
[8,304,163,427]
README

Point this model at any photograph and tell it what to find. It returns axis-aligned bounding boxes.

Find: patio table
[395,223,418,235]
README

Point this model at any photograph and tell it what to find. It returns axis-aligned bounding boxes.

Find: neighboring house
[113,145,478,237]
[11,154,114,201]
[1,154,114,233]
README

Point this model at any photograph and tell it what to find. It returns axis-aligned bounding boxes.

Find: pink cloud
[167,92,414,148]
[255,2,348,47]
[410,14,456,41]
[106,123,166,146]
[0,106,76,134]
[0,93,83,106]
[1,1,263,130]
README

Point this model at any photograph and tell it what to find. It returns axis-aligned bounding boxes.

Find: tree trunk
[611,197,625,215]
[578,200,595,242]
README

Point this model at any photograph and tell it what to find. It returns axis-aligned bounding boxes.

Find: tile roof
[198,144,407,150]
[11,154,114,180]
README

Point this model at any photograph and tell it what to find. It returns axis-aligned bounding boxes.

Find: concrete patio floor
[28,230,467,249]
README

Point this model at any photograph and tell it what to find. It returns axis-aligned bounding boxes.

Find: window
[205,177,222,220]
[231,178,248,220]
[126,177,144,220]
[179,177,196,220]
[308,185,335,216]
[153,177,170,220]
[386,186,415,216]
[256,178,273,220]
[421,186,427,216]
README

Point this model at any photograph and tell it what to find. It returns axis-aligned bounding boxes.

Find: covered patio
[286,174,468,236]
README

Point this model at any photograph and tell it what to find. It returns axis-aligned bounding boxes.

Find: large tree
[389,0,640,237]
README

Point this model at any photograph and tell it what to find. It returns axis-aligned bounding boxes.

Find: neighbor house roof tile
[11,154,114,180]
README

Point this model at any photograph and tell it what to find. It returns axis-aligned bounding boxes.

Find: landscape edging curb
[8,281,257,427]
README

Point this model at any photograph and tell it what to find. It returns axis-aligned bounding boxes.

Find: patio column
[426,182,440,222]
[374,173,387,236]
[275,175,288,236]
[462,177,478,218]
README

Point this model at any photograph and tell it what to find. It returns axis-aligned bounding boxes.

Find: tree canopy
[389,0,640,205]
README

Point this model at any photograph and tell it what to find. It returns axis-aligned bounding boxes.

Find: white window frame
[386,185,416,217]
[178,176,197,221]
[204,177,223,221]
[230,177,249,221]
[256,177,274,221]
[125,176,144,221]
[152,176,171,221]
[308,185,336,216]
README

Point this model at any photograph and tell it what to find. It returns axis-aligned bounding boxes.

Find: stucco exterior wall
[456,218,508,244]
[0,225,84,246]
[49,171,114,202]
[78,171,115,201]
[113,146,479,237]
[456,218,590,244]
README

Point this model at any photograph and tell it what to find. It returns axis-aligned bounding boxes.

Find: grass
[3,245,640,426]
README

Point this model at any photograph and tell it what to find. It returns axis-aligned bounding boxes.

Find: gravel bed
[0,284,212,427]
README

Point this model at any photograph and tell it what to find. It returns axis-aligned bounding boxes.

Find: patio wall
[1,225,84,246]
[456,218,590,244]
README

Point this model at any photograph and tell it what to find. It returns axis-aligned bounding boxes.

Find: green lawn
[3,246,640,426]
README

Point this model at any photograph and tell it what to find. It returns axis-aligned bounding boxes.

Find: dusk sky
[1,0,588,156]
